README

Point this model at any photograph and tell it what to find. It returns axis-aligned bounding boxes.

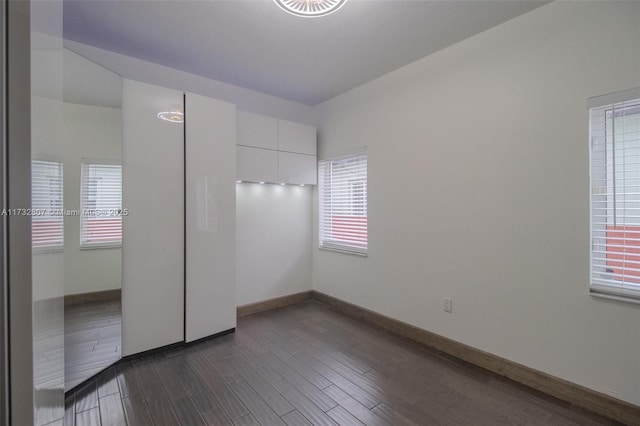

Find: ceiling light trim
[274,0,347,18]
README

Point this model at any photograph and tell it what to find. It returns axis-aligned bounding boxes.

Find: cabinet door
[278,119,316,155]
[237,111,278,150]
[122,79,184,356]
[185,92,236,342]
[278,152,317,185]
[237,146,278,183]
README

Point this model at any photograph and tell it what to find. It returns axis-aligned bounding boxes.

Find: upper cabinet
[236,111,317,185]
[278,119,316,155]
[237,111,278,150]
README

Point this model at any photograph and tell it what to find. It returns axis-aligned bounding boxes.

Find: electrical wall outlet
[444,297,453,313]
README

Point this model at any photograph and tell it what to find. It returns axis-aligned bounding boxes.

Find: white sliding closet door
[185,93,236,342]
[122,80,184,355]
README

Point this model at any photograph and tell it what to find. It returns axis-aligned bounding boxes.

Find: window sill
[33,246,64,254]
[590,290,640,306]
[80,243,122,250]
[319,245,367,257]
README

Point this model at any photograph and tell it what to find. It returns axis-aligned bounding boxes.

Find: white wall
[237,183,312,306]
[312,1,640,406]
[64,40,315,126]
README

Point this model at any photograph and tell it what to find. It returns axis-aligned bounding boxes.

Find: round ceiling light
[274,0,347,17]
[157,110,184,123]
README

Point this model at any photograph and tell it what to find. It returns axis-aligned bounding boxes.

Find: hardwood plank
[185,351,250,420]
[134,358,180,426]
[115,362,143,399]
[75,407,100,426]
[167,354,232,425]
[98,394,126,426]
[326,406,365,426]
[281,388,338,426]
[153,356,189,400]
[228,355,294,416]
[322,385,389,426]
[229,380,287,426]
[261,340,332,390]
[254,363,293,393]
[171,396,206,426]
[293,351,380,409]
[74,380,98,414]
[232,413,261,426]
[371,402,420,426]
[96,367,119,398]
[281,410,314,426]
[281,370,338,413]
[64,395,75,426]
[122,395,154,426]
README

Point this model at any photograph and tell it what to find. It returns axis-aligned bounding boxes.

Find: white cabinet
[122,79,185,356]
[278,152,317,185]
[237,111,278,150]
[236,111,317,185]
[185,93,236,342]
[123,81,237,355]
[278,119,316,155]
[236,146,278,183]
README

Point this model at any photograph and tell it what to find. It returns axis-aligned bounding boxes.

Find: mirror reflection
[62,48,122,391]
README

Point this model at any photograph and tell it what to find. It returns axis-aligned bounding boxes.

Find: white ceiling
[63,0,547,106]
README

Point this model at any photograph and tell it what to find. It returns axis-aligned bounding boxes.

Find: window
[590,91,640,300]
[80,162,122,248]
[32,160,64,249]
[319,150,368,255]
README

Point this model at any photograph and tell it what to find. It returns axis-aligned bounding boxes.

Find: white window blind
[32,160,64,249]
[590,95,640,300]
[319,150,368,255]
[80,162,122,248]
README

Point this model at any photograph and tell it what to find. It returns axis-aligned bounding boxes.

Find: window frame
[318,149,368,256]
[589,88,640,303]
[79,160,123,250]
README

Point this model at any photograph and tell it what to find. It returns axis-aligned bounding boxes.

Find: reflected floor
[65,299,122,391]
[34,297,65,426]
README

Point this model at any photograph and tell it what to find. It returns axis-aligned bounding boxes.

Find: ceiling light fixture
[157,106,184,123]
[274,0,347,18]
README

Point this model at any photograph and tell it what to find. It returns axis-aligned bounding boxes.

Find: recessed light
[236,180,242,184]
[280,183,286,186]
[300,184,305,187]
[274,0,347,18]
[259,182,265,185]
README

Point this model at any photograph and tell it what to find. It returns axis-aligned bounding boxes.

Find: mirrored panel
[62,48,122,391]
[31,25,65,426]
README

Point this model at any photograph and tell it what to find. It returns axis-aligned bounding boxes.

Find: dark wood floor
[65,299,122,390]
[64,301,621,426]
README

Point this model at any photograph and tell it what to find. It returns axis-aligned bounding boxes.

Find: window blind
[80,162,122,247]
[590,97,640,300]
[32,160,64,249]
[319,150,367,255]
